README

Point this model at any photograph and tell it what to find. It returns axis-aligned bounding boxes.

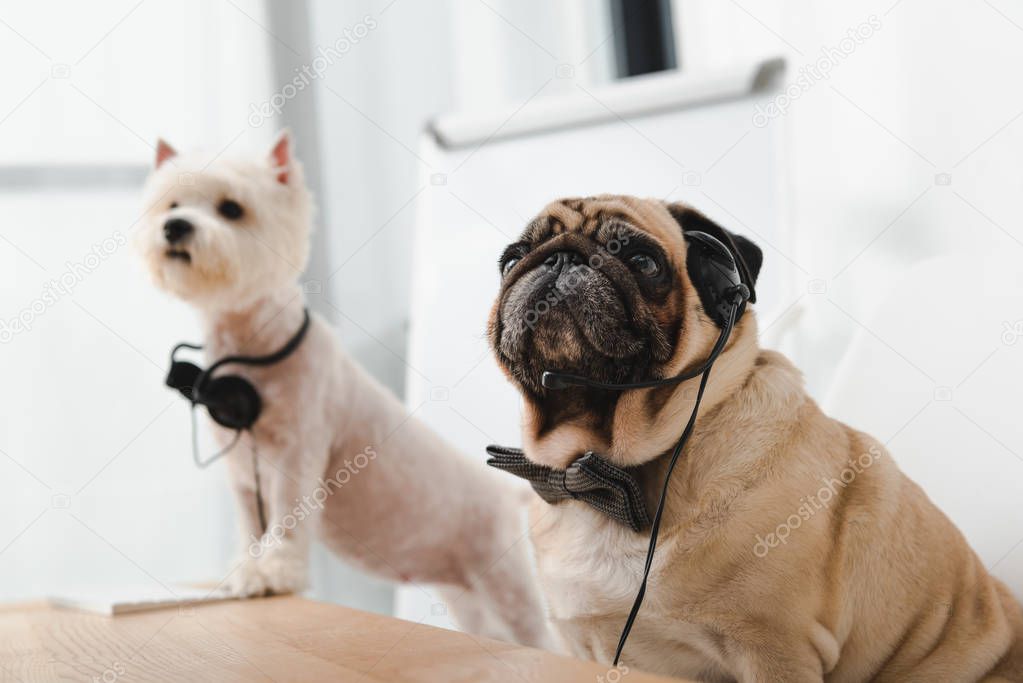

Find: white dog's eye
[169,202,178,209]
[218,199,244,220]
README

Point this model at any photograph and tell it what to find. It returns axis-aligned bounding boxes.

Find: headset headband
[194,309,311,391]
[167,308,311,438]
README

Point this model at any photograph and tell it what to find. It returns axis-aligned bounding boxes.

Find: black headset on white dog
[165,309,311,535]
[542,228,757,666]
[167,310,310,437]
[166,309,311,465]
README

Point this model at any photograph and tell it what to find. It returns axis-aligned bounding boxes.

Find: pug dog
[487,195,1023,681]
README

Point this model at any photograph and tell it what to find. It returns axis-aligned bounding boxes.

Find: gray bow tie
[486,445,651,531]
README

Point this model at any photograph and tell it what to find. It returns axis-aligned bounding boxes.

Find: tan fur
[496,196,1023,680]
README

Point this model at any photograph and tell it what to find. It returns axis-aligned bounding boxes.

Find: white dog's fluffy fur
[136,132,552,648]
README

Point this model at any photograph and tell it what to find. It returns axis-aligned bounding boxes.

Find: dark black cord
[172,341,205,354]
[197,309,311,386]
[251,444,268,535]
[612,303,738,666]
[542,348,720,391]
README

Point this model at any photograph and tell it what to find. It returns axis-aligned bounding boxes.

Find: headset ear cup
[665,203,761,303]
[199,376,262,431]
[684,231,745,327]
[166,361,204,401]
[728,232,762,294]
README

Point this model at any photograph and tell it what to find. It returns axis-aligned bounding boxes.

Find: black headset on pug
[542,230,756,666]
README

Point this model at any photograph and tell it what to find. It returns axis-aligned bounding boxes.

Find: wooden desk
[0,597,687,682]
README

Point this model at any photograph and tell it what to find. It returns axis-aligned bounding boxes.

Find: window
[609,0,678,77]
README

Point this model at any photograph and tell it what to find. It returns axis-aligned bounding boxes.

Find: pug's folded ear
[665,202,762,302]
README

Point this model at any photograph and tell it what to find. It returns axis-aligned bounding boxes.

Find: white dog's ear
[155,139,177,168]
[269,130,292,184]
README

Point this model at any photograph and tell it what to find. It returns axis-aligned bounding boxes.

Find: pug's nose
[163,218,194,244]
[544,250,583,272]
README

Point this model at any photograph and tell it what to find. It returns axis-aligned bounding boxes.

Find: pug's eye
[501,258,520,276]
[628,253,660,277]
[169,202,178,209]
[217,199,244,220]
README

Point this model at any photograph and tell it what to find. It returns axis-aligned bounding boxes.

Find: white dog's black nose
[163,218,194,244]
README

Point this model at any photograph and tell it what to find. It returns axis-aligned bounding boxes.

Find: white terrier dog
[136,131,552,648]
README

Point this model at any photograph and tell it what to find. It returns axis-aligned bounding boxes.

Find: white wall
[677,0,1023,395]
[0,0,274,600]
[449,0,614,111]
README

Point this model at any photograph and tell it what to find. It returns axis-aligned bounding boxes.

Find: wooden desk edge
[0,595,693,682]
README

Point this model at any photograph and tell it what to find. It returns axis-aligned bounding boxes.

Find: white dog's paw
[228,556,271,597]
[258,546,308,595]
[228,547,308,597]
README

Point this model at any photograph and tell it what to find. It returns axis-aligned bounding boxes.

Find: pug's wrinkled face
[492,198,682,394]
[488,195,761,455]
